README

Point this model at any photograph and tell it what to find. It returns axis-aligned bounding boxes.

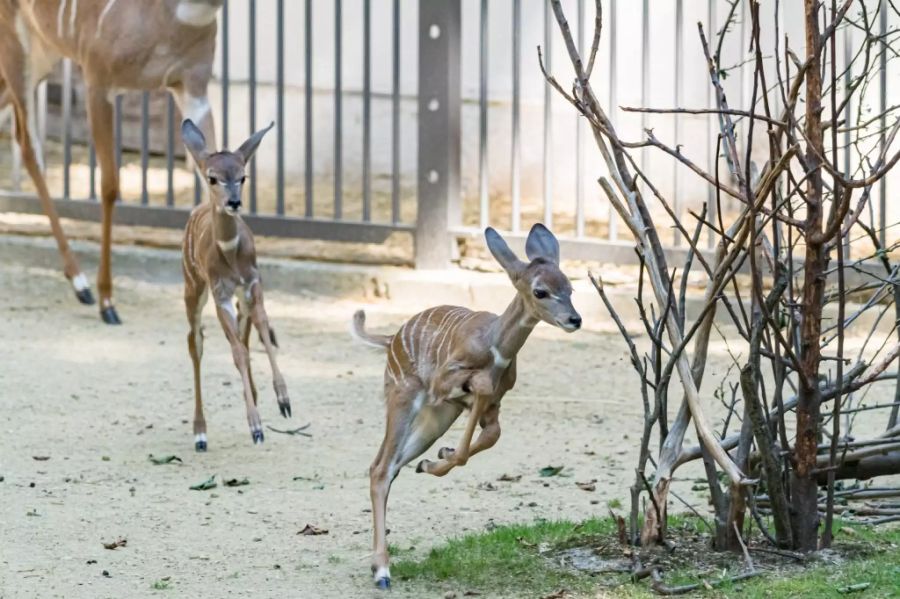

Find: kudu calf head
[181,119,274,215]
[486,224,582,332]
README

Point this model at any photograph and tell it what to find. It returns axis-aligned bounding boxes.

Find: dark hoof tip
[75,288,96,305]
[195,440,207,452]
[375,577,391,590]
[438,447,455,459]
[415,460,428,474]
[100,306,122,325]
[252,430,265,444]
[279,402,292,418]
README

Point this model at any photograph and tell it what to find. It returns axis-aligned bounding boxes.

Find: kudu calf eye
[208,176,218,186]
[533,289,549,299]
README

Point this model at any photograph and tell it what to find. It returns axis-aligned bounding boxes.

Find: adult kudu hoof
[100,306,122,325]
[75,288,96,305]
[375,577,391,590]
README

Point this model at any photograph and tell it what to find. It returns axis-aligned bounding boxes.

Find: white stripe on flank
[388,341,405,383]
[435,309,467,364]
[95,0,118,38]
[422,308,454,360]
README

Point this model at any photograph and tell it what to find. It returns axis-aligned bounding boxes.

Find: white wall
[210,0,899,229]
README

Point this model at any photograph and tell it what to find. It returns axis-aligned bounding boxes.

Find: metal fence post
[416,0,461,269]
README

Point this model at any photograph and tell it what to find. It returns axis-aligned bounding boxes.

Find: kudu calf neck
[352,224,581,590]
[180,119,290,450]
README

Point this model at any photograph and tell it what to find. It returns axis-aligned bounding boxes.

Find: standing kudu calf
[180,119,290,450]
[352,224,582,589]
[0,0,222,323]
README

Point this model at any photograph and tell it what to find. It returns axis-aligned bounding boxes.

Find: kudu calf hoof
[100,306,122,325]
[75,288,96,305]
[278,400,292,418]
[415,459,430,473]
[251,429,265,444]
[195,440,208,452]
[437,447,455,459]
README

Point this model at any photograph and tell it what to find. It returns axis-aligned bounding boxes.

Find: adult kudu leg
[84,86,122,324]
[0,44,92,305]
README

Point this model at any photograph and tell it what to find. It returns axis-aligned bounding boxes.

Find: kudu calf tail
[351,310,392,350]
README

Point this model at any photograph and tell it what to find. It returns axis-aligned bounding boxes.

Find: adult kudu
[0,0,222,323]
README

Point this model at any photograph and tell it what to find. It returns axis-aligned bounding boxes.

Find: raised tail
[350,310,392,350]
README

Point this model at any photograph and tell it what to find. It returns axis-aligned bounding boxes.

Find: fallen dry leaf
[102,538,127,550]
[298,524,328,536]
[32,456,50,461]
[542,590,568,599]
[576,480,597,492]
[497,473,522,482]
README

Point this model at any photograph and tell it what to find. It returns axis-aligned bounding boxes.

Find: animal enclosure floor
[0,253,896,598]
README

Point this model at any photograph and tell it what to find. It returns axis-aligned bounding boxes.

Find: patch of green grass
[150,579,171,590]
[392,517,900,598]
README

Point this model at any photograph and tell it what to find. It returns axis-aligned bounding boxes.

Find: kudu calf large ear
[524,223,560,264]
[181,119,209,168]
[236,121,275,165]
[485,227,526,279]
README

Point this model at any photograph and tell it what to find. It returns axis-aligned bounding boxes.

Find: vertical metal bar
[878,3,887,246]
[416,0,461,268]
[62,58,72,200]
[221,0,229,149]
[362,0,371,222]
[706,0,716,249]
[640,0,649,201]
[478,0,488,229]
[391,0,401,224]
[511,0,521,233]
[334,0,343,219]
[575,0,585,237]
[140,92,149,205]
[276,0,285,215]
[248,0,257,213]
[608,0,617,241]
[166,94,175,207]
[542,0,552,228]
[673,0,682,246]
[37,80,47,171]
[304,0,314,217]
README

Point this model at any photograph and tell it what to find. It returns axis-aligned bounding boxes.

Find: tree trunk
[791,0,827,552]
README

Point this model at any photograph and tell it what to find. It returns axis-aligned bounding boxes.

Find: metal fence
[0,0,896,269]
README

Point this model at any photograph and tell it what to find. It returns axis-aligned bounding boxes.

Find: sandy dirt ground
[1,246,897,599]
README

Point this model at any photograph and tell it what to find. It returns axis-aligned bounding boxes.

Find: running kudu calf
[180,119,290,450]
[352,224,582,589]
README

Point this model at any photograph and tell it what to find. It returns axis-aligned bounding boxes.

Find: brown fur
[180,119,289,448]
[0,0,221,321]
[352,224,582,587]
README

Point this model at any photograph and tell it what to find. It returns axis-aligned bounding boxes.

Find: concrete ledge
[1,233,893,338]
